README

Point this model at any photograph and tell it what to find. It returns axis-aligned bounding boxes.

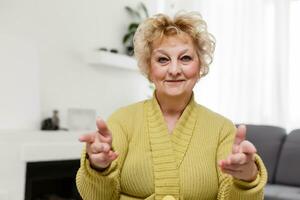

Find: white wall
[0,0,154,130]
[0,34,40,130]
[155,0,199,15]
[0,0,205,130]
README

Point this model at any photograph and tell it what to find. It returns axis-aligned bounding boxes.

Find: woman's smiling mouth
[165,79,185,82]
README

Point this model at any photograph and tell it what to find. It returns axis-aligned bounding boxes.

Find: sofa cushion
[242,125,286,183]
[275,129,300,186]
[264,184,300,200]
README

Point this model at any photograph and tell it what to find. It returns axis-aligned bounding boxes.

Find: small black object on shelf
[99,47,108,51]
[41,110,60,130]
[126,46,134,56]
[110,49,118,53]
[98,47,119,54]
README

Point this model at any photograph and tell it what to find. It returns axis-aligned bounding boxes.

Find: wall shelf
[86,51,138,71]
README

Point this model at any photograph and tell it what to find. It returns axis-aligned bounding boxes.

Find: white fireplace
[0,130,84,200]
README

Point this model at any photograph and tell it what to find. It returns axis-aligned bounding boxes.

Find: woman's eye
[181,55,192,62]
[158,57,169,64]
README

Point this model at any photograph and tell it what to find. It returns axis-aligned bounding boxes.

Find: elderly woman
[76,12,267,200]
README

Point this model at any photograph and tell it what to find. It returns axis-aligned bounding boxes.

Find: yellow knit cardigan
[76,96,267,200]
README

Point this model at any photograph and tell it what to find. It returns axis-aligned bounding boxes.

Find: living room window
[192,0,299,131]
[287,0,300,131]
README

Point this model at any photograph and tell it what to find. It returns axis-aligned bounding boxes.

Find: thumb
[240,140,257,154]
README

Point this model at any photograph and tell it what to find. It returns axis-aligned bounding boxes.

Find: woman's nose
[168,61,182,76]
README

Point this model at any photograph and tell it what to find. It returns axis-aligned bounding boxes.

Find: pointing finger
[96,118,112,137]
[79,133,95,143]
[234,125,247,145]
[232,124,247,153]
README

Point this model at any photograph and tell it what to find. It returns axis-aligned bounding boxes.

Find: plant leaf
[139,2,149,18]
[123,33,133,44]
[128,23,139,32]
[125,6,135,16]
[125,6,141,20]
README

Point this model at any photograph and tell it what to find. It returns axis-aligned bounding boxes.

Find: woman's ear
[200,70,204,78]
[198,66,203,79]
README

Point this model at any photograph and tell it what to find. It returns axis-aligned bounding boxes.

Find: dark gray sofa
[245,125,300,200]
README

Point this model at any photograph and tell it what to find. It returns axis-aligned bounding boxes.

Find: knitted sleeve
[217,121,268,200]
[76,112,129,200]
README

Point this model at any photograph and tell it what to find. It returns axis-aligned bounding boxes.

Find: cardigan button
[162,195,176,200]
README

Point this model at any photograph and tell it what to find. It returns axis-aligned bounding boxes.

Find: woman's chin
[163,89,189,98]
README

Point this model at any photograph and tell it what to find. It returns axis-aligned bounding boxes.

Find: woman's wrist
[240,162,258,182]
[86,153,110,172]
[90,162,110,172]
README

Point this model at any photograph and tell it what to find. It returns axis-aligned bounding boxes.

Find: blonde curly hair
[133,11,215,80]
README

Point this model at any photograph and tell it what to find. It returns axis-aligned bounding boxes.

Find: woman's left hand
[218,125,258,182]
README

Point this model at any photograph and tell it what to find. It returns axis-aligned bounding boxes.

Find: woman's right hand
[79,118,119,170]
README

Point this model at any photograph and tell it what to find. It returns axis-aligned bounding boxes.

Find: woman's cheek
[151,65,167,80]
[183,63,200,78]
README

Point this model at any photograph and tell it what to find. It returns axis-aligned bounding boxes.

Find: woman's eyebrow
[153,48,190,55]
[179,49,190,55]
[153,49,168,55]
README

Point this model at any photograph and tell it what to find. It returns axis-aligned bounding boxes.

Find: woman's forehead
[151,34,195,52]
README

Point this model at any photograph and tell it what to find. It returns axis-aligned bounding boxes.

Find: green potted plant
[123,2,149,56]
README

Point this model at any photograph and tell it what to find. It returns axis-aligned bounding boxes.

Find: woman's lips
[165,80,185,82]
[164,80,185,86]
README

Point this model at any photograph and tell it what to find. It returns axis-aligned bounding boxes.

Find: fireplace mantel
[0,130,85,200]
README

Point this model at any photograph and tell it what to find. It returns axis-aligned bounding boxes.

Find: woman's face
[149,33,200,98]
